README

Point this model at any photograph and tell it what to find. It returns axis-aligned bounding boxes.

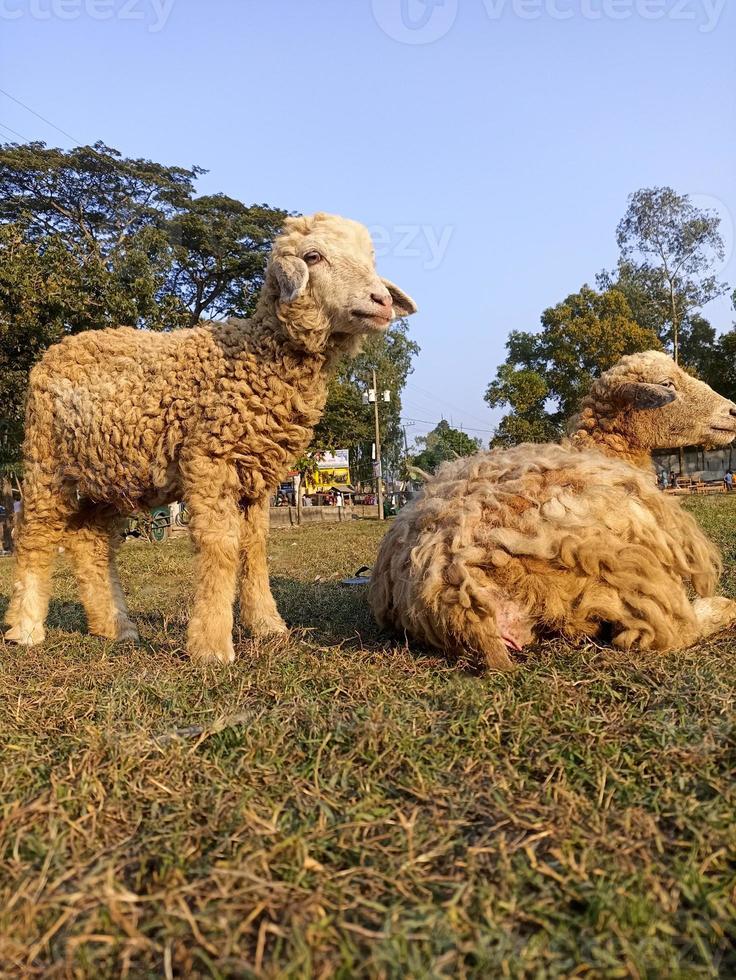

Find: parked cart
[125,502,190,543]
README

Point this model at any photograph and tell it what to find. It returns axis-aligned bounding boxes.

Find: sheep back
[369,443,721,661]
[23,320,327,510]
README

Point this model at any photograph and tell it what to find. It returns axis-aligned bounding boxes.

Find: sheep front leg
[185,473,242,665]
[239,497,287,637]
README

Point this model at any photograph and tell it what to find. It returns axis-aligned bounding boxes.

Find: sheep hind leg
[5,503,66,646]
[65,505,138,642]
[691,596,736,643]
[238,497,287,637]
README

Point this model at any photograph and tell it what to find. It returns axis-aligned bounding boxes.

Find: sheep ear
[614,383,677,409]
[271,254,309,303]
[382,278,417,318]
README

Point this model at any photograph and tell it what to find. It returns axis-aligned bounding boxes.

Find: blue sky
[2,0,734,442]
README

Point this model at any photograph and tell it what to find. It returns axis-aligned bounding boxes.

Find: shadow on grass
[1,577,385,652]
[272,575,387,650]
[46,599,89,634]
[269,576,474,674]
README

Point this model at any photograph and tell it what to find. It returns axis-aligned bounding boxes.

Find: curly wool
[7,212,417,662]
[370,351,736,669]
[28,314,330,512]
[24,216,367,514]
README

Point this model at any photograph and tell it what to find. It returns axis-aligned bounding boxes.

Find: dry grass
[1,500,735,978]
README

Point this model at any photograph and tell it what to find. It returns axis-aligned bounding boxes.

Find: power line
[406,381,491,428]
[401,397,494,435]
[0,120,30,142]
[0,86,82,146]
[401,415,493,435]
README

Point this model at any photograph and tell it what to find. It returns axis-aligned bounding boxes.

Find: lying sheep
[6,213,416,664]
[369,351,736,669]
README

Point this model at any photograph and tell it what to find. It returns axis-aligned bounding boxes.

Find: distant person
[725,470,734,492]
[1,514,11,553]
[669,471,678,489]
[659,471,668,491]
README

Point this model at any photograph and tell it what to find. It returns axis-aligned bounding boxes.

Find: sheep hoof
[188,638,236,666]
[114,619,140,643]
[4,621,46,646]
[249,614,289,638]
[90,618,140,643]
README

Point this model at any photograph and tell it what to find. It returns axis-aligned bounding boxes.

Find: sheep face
[587,350,736,451]
[267,213,416,347]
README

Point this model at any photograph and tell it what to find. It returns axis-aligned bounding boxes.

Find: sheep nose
[730,407,736,418]
[370,291,392,310]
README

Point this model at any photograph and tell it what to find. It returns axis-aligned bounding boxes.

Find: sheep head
[263,213,417,354]
[569,350,736,461]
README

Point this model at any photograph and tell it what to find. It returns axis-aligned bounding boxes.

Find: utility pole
[372,368,384,521]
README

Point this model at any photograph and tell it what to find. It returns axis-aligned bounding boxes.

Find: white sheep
[5,213,416,664]
[369,351,736,669]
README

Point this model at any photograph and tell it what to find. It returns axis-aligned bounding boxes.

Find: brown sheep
[369,351,736,670]
[5,213,416,664]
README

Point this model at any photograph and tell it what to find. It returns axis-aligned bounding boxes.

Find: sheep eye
[303,251,323,266]
[660,380,676,389]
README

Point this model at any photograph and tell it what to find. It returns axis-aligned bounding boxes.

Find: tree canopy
[312,319,420,485]
[485,285,660,447]
[0,140,420,476]
[0,141,287,467]
[411,419,481,474]
[164,194,287,324]
[487,187,732,448]
[614,187,727,362]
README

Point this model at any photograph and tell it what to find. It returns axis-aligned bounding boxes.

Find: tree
[485,285,660,446]
[0,141,199,328]
[615,187,727,363]
[706,292,736,402]
[164,195,287,324]
[411,420,481,474]
[0,141,286,466]
[0,224,90,467]
[312,319,420,485]
[485,363,556,448]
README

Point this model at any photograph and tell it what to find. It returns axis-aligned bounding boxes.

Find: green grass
[1,500,735,978]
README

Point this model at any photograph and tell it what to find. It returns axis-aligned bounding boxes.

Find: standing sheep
[5,213,416,664]
[369,351,736,669]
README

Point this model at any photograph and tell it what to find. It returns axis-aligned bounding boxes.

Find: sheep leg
[4,488,67,646]
[184,468,241,665]
[691,597,736,641]
[238,497,287,637]
[64,505,138,642]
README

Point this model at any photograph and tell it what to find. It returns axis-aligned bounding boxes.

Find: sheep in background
[369,351,736,670]
[6,213,416,664]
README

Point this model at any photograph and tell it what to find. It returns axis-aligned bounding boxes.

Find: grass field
[1,498,735,978]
